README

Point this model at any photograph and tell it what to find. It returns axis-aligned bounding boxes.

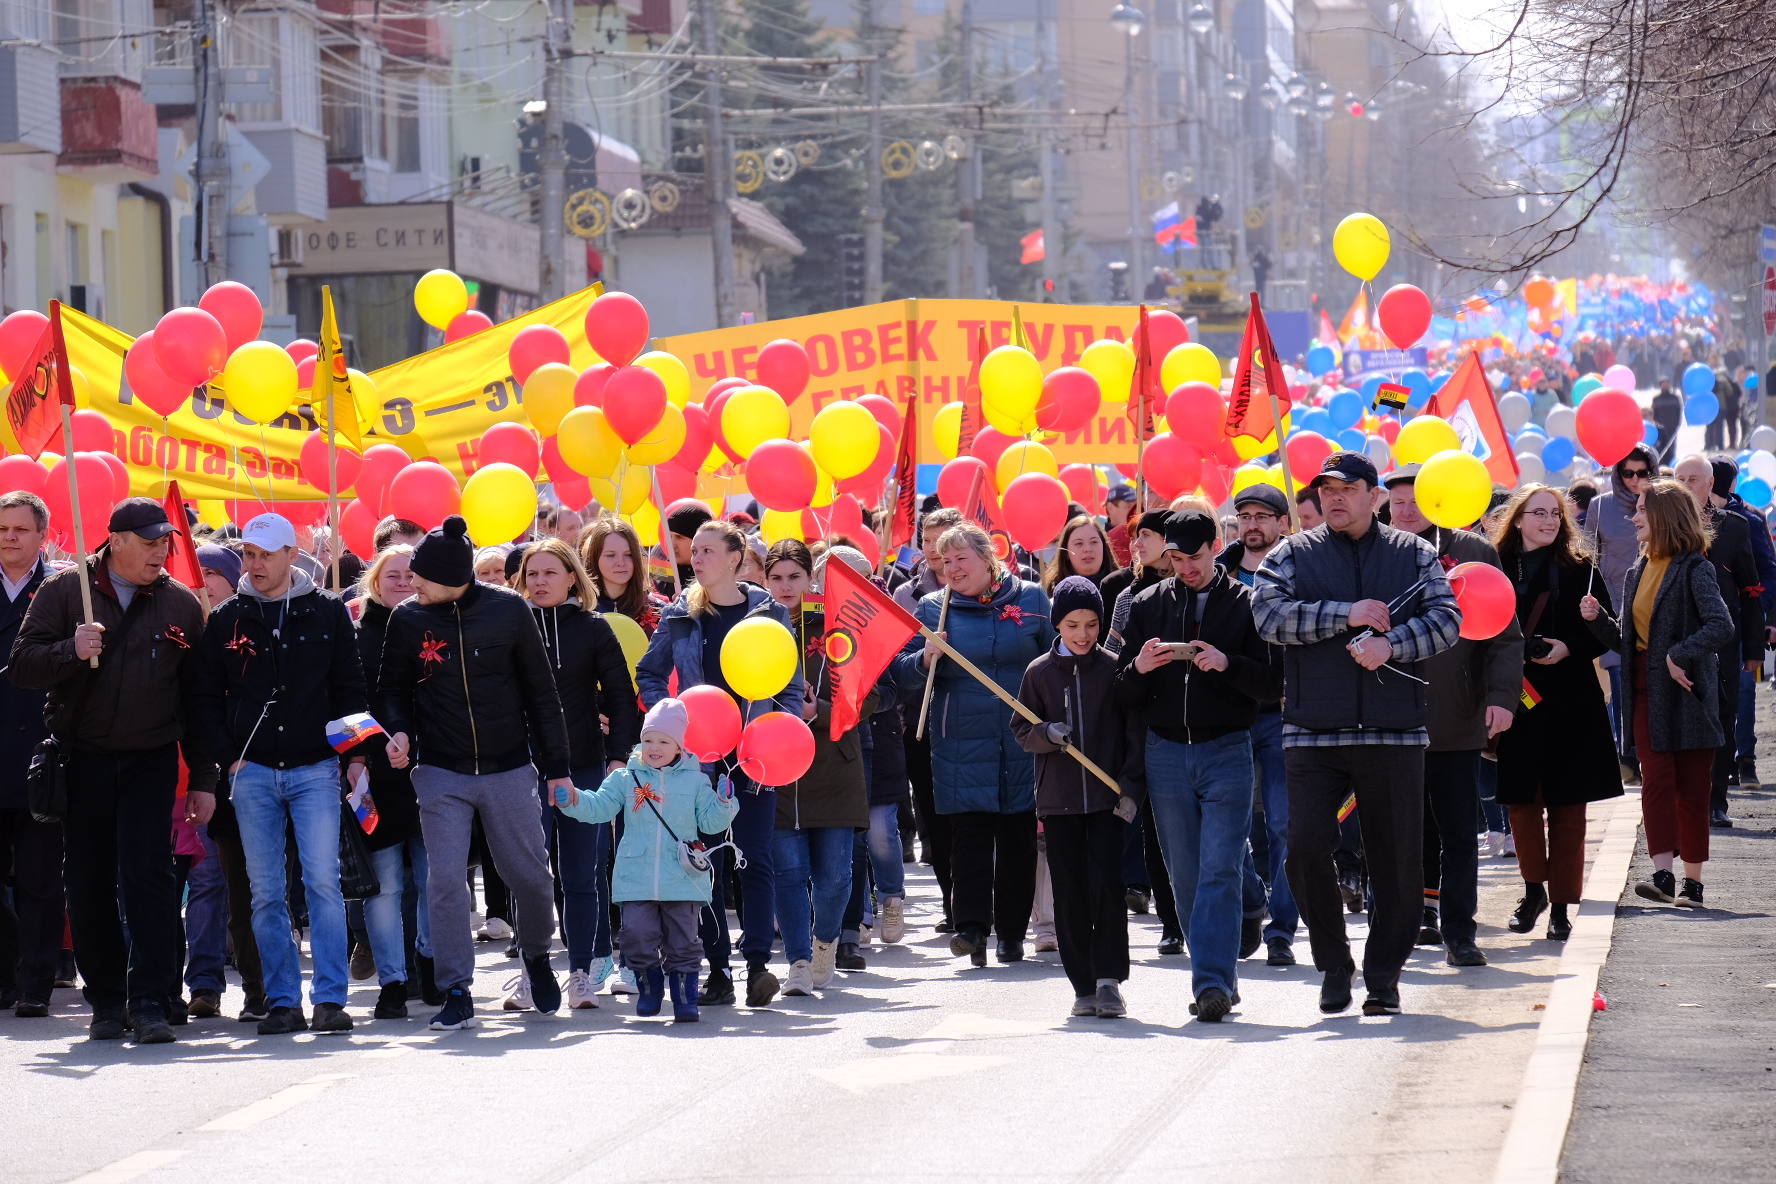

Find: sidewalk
[1560,683,1776,1182]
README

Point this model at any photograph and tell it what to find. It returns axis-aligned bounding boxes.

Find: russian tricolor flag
[1152,205,1197,248]
[327,713,386,753]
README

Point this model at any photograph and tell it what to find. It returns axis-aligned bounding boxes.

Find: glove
[715,774,735,800]
[1042,721,1072,745]
[1113,795,1139,823]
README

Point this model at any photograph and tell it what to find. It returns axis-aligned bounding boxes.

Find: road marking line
[1492,792,1641,1184]
[196,1073,354,1132]
[67,1149,186,1183]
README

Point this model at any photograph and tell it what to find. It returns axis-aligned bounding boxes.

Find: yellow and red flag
[1224,294,1291,446]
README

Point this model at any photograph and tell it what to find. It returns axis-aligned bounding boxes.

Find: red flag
[0,307,71,459]
[1127,304,1158,440]
[161,480,203,593]
[957,327,987,454]
[961,466,1014,565]
[890,389,919,549]
[1426,350,1522,488]
[1020,229,1045,265]
[1225,293,1290,445]
[820,558,924,741]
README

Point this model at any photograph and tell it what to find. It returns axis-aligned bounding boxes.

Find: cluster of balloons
[0,437,130,551]
[672,619,818,786]
[414,269,493,343]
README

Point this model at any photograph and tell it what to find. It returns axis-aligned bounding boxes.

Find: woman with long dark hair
[1043,515,1117,593]
[580,516,669,637]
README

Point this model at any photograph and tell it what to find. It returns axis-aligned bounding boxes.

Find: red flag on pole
[961,466,1014,565]
[890,389,919,550]
[161,480,204,592]
[1127,304,1159,440]
[1426,350,1522,488]
[0,313,71,459]
[819,558,924,740]
[957,327,987,454]
[1225,293,1291,445]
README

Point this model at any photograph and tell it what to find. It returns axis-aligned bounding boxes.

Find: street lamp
[1110,4,1146,36]
[1112,4,1147,298]
[1257,82,1280,111]
[1314,81,1335,111]
[1287,92,1310,117]
[1187,3,1213,36]
[1286,73,1308,100]
[1223,72,1248,102]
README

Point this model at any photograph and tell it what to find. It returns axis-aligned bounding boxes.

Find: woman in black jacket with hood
[512,539,640,1009]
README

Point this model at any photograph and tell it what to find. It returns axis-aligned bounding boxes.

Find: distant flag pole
[47,304,100,667]
[317,286,351,592]
[1133,304,1151,506]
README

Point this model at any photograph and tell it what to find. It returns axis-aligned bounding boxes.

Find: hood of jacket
[236,566,317,603]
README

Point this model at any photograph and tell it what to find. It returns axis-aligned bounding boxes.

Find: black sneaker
[15,996,49,1018]
[1157,933,1185,956]
[745,964,780,1007]
[1125,887,1151,915]
[1265,937,1296,966]
[258,1006,308,1035]
[311,1002,353,1033]
[132,1006,176,1044]
[995,939,1025,964]
[374,982,410,1019]
[1676,878,1705,908]
[1634,869,1677,904]
[188,989,221,1019]
[1509,883,1549,931]
[504,940,519,960]
[1320,961,1355,1013]
[525,954,561,1014]
[89,1011,125,1040]
[1192,987,1233,1023]
[1189,989,1242,1016]
[698,966,736,1006]
[1418,905,1442,946]
[237,996,270,1023]
[429,988,477,1030]
[1362,987,1402,1016]
[1094,981,1127,1018]
[1546,904,1572,941]
[1240,917,1264,959]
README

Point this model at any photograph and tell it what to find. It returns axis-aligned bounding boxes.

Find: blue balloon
[1360,376,1384,405]
[1682,361,1715,396]
[1338,428,1367,452]
[1684,392,1719,425]
[1430,371,1451,392]
[1737,449,1754,467]
[1402,370,1433,409]
[1296,407,1336,437]
[1328,390,1365,431]
[1542,436,1577,471]
[1306,345,1336,377]
[1642,421,1660,445]
[1747,372,1761,390]
[1741,477,1773,507]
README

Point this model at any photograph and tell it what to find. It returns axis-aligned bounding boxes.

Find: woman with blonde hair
[1620,479,1735,908]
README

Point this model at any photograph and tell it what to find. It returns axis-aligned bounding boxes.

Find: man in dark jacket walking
[10,497,213,1044]
[189,513,369,1035]
[1650,380,1683,462]
[1115,510,1282,1022]
[379,516,573,1030]
[1382,466,1524,968]
[1252,453,1462,1018]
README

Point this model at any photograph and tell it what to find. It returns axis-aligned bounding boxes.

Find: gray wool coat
[1618,551,1736,753]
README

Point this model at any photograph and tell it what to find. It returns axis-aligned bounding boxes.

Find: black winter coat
[1619,551,1736,753]
[0,558,55,811]
[1701,504,1765,663]
[1014,640,1145,816]
[530,599,641,772]
[378,582,571,779]
[1112,570,1282,740]
[355,598,420,851]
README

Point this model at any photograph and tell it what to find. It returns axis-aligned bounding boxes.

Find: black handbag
[338,800,381,900]
[25,737,68,824]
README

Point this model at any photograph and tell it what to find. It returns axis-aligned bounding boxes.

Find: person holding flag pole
[311,286,362,594]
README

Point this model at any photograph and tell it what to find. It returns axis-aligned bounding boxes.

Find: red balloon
[339,498,377,559]
[1059,462,1099,509]
[1449,560,1515,640]
[855,393,901,436]
[746,439,819,511]
[1377,284,1432,350]
[1147,309,1190,359]
[682,684,743,762]
[446,310,493,343]
[602,366,669,445]
[70,409,116,455]
[937,456,990,508]
[125,333,192,417]
[286,339,319,364]
[1037,367,1102,433]
[835,425,895,499]
[1574,388,1642,467]
[297,430,363,495]
[479,422,541,477]
[674,402,714,471]
[705,383,748,465]
[1001,472,1070,551]
[1285,431,1335,485]
[0,454,49,498]
[388,461,461,531]
[0,310,50,382]
[43,452,115,551]
[540,436,575,486]
[296,356,317,390]
[1143,433,1204,501]
[357,444,413,517]
[509,323,571,384]
[1199,462,1232,506]
[1377,418,1402,445]
[276,500,327,528]
[1166,381,1228,448]
[738,711,816,785]
[755,339,812,402]
[153,307,229,387]
[829,492,867,541]
[96,452,129,503]
[584,292,650,367]
[574,363,614,407]
[199,281,264,354]
[555,474,593,512]
[969,426,1017,477]
[652,464,698,509]
[706,376,750,400]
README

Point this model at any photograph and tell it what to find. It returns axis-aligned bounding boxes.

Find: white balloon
[1749,425,1776,454]
[1748,450,1776,487]
[1515,451,1546,486]
[1545,404,1579,440]
[1365,433,1391,471]
[1498,391,1531,432]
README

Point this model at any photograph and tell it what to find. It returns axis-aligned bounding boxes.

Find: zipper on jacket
[941,691,950,737]
[455,602,481,773]
[1066,680,1086,811]
[1350,533,1366,725]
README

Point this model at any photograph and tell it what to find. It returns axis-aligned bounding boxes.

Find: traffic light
[838,233,865,307]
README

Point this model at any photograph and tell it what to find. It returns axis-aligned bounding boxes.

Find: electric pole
[539,0,568,302]
[955,0,975,299]
[698,0,738,327]
[862,3,884,307]
[195,0,228,289]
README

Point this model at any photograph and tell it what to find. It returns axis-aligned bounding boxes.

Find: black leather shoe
[995,939,1025,964]
[1125,887,1151,915]
[15,997,49,1018]
[1157,933,1185,956]
[949,928,987,964]
[1418,905,1442,946]
[835,942,866,970]
[1265,937,1296,966]
[1319,961,1355,1013]
[1509,883,1549,932]
[1546,904,1572,941]
[1445,940,1487,967]
[1239,917,1263,959]
[89,1011,125,1040]
[1362,987,1401,1016]
[1710,807,1733,828]
[934,918,955,934]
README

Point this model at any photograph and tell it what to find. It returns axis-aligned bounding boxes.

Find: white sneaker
[501,973,533,1011]
[608,966,637,995]
[811,940,837,987]
[566,968,600,1009]
[859,925,873,947]
[1482,830,1505,857]
[881,898,906,944]
[782,960,814,996]
[1502,833,1517,858]
[1034,933,1059,953]
[477,917,513,943]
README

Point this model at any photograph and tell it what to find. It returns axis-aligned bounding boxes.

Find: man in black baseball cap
[1104,483,1137,568]
[107,496,181,542]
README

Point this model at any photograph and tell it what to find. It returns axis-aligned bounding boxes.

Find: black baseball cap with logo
[1309,451,1380,489]
[106,497,180,541]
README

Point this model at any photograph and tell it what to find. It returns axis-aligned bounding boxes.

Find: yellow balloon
[981,392,1038,436]
[979,347,1044,423]
[459,461,536,545]
[808,449,836,508]
[721,385,789,459]
[557,406,625,478]
[523,362,579,436]
[810,400,881,479]
[1232,426,1283,461]
[995,439,1058,491]
[348,367,380,426]
[1079,339,1137,403]
[1231,464,1271,496]
[222,341,298,424]
[1393,415,1462,465]
[604,610,649,677]
[636,351,691,408]
[414,269,470,331]
[626,402,687,465]
[720,616,799,701]
[196,498,229,529]
[589,471,649,514]
[1414,448,1492,528]
[1333,212,1391,282]
[67,365,92,409]
[762,507,805,544]
[629,499,661,546]
[1161,343,1222,393]
[933,401,964,459]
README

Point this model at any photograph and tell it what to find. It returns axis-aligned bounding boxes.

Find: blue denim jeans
[772,826,854,964]
[1144,731,1254,998]
[540,768,614,971]
[698,777,777,970]
[231,760,350,1010]
[1249,711,1297,942]
[182,826,229,993]
[866,802,905,899]
[364,837,429,985]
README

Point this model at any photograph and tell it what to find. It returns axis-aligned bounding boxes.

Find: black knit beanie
[1136,509,1173,537]
[666,501,713,539]
[1710,456,1738,499]
[1050,574,1104,628]
[411,515,475,587]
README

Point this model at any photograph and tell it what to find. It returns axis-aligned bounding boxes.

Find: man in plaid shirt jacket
[1251,451,1461,1019]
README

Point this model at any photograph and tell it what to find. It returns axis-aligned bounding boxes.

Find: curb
[1491,790,1642,1184]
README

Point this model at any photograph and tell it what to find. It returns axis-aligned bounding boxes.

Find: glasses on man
[1235,511,1280,524]
[1521,508,1561,521]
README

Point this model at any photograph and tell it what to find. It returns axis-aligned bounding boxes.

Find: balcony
[57,77,158,182]
[0,46,63,155]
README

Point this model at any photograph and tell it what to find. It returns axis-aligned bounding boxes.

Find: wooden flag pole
[326,359,341,592]
[60,403,99,668]
[913,586,951,739]
[1267,374,1302,535]
[650,464,681,598]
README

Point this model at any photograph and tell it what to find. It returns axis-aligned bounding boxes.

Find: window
[66,223,84,287]
[34,213,50,310]
[227,11,282,123]
[389,78,420,173]
[322,41,382,160]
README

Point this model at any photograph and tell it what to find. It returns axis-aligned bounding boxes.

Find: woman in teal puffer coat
[890,521,1054,969]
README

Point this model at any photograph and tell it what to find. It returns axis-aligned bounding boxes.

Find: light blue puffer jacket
[557,752,740,903]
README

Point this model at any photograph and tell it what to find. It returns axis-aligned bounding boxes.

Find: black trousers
[63,743,183,1016]
[1043,811,1129,997]
[0,808,65,1000]
[1711,651,1740,813]
[949,809,1037,942]
[1422,749,1481,945]
[1284,745,1424,991]
[209,821,265,1004]
[903,726,953,921]
[1140,801,1181,939]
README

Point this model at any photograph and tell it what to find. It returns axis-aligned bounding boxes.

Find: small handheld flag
[327,713,387,753]
[346,764,380,835]
[1374,382,1409,411]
